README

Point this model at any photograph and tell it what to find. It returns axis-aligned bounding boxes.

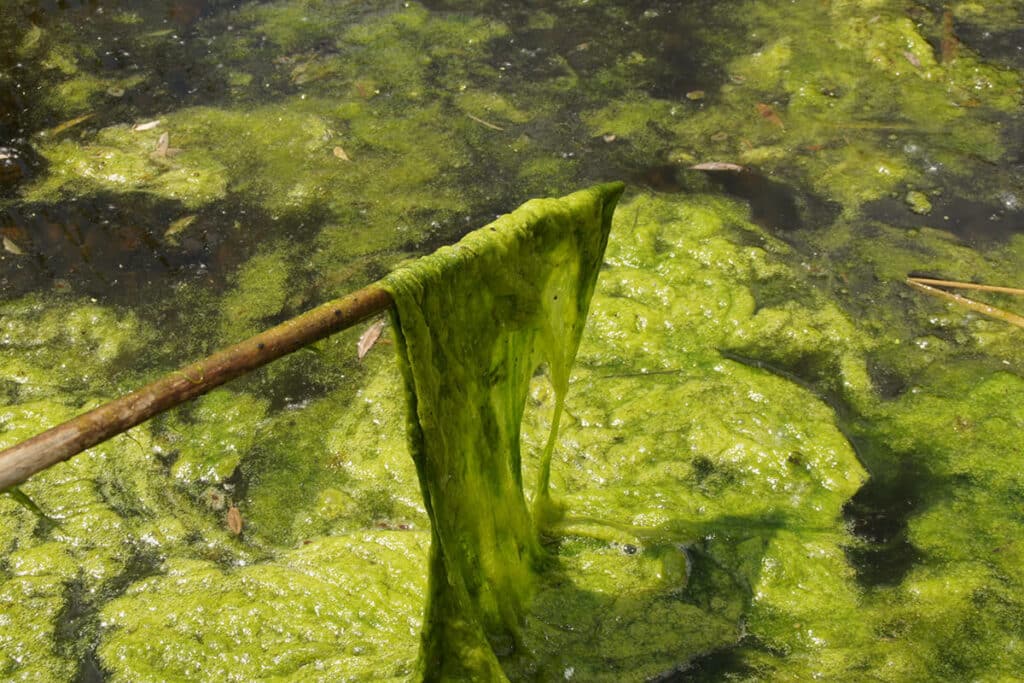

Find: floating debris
[3,236,25,255]
[151,131,181,159]
[354,80,378,98]
[467,113,504,131]
[132,119,162,132]
[907,277,1024,298]
[357,318,386,359]
[202,487,227,511]
[685,90,705,100]
[755,102,785,129]
[690,161,747,172]
[140,28,174,39]
[107,86,126,98]
[164,214,198,243]
[902,50,922,69]
[602,133,617,143]
[227,505,243,535]
[154,132,169,156]
[332,146,351,161]
[44,113,94,138]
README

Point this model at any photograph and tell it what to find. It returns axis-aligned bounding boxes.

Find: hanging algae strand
[383,182,624,681]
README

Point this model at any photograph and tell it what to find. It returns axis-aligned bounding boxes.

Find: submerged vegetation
[1,0,1023,680]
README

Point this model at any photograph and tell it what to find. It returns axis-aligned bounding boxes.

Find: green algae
[950,1,1024,30]
[904,189,933,215]
[512,185,1022,679]
[1,0,1024,680]
[382,183,623,679]
[24,130,229,210]
[97,533,430,682]
[0,297,268,678]
[0,188,1020,681]
[1,184,628,681]
[0,571,76,681]
[19,0,506,220]
[582,1,1021,214]
[23,94,475,291]
[0,297,431,678]
[219,250,294,342]
[237,377,413,542]
[516,192,868,679]
[163,390,269,487]
[0,296,152,402]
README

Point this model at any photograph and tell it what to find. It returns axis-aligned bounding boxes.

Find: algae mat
[2,0,1024,680]
[3,187,1024,680]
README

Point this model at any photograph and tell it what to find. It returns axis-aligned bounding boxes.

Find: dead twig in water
[690,161,747,173]
[906,277,1024,297]
[45,113,94,138]
[906,277,1024,329]
[466,113,505,131]
[940,10,960,63]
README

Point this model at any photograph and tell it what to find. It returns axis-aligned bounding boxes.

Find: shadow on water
[863,193,1024,245]
[502,510,791,681]
[841,456,929,588]
[54,547,164,683]
[713,351,929,590]
[632,164,842,234]
[926,7,1024,71]
[0,193,268,301]
[1,189,347,316]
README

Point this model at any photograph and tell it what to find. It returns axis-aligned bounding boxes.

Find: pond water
[1,0,1023,680]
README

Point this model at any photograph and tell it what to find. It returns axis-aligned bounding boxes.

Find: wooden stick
[906,278,1024,329]
[907,277,1024,297]
[0,283,392,491]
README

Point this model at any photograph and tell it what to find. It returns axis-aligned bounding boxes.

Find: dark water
[3,0,1021,301]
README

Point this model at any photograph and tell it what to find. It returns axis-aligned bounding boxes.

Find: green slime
[2,0,1024,680]
[382,183,623,679]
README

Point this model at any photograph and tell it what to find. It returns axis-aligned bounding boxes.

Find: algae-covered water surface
[1,0,1023,680]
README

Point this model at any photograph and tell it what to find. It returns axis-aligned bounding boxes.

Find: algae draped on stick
[382,182,624,680]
